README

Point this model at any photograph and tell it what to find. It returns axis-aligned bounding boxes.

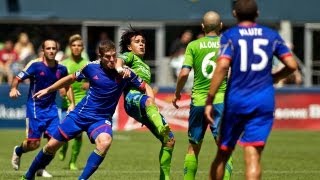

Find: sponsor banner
[117,91,320,131]
[274,93,320,129]
[1,85,320,130]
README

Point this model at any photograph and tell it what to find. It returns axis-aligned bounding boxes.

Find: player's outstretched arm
[9,77,21,99]
[33,74,76,99]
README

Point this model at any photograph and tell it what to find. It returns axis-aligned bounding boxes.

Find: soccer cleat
[11,146,21,170]
[69,162,79,170]
[159,124,171,143]
[36,169,53,178]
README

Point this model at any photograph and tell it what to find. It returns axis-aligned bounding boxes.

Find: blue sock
[25,149,54,179]
[79,149,105,180]
[15,145,25,156]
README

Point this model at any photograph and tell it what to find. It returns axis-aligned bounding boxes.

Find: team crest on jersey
[56,71,61,79]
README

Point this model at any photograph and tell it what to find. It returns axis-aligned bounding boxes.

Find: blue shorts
[188,103,224,144]
[26,115,59,140]
[219,111,274,151]
[124,91,174,142]
[53,113,113,144]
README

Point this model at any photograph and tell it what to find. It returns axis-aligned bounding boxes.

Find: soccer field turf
[1,130,319,180]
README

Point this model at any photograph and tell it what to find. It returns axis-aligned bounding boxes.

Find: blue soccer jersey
[17,58,68,119]
[57,61,146,142]
[217,23,294,149]
[67,61,146,123]
[219,23,292,114]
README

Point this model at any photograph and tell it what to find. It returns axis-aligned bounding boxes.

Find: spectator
[169,30,193,82]
[14,32,35,65]
[0,39,19,84]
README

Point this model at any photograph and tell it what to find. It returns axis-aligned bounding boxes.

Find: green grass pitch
[1,130,320,179]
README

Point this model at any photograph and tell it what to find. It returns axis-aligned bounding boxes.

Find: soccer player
[116,27,175,180]
[172,11,232,180]
[58,34,89,170]
[9,39,75,177]
[204,0,298,179]
[21,40,154,180]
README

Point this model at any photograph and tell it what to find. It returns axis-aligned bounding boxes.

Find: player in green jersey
[58,34,89,170]
[172,11,233,180]
[116,27,174,180]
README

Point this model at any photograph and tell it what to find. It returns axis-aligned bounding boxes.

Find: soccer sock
[159,146,173,180]
[79,149,105,180]
[223,156,233,180]
[15,144,26,157]
[183,154,198,180]
[25,148,54,179]
[59,142,68,160]
[70,136,82,164]
[145,104,164,133]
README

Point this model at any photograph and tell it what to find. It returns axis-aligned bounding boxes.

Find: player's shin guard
[70,136,82,168]
[79,149,105,180]
[146,104,164,133]
[183,154,198,180]
[25,148,54,179]
[223,156,233,180]
[159,146,173,180]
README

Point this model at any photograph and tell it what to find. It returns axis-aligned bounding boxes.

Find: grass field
[1,130,320,180]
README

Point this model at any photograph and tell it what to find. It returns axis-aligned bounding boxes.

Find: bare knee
[164,137,175,148]
[24,140,41,151]
[145,97,155,106]
[95,133,112,154]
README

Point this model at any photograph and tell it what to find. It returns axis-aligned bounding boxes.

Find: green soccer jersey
[119,52,151,92]
[60,57,89,109]
[183,36,227,106]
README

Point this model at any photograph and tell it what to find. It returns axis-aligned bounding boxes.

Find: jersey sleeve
[273,33,293,60]
[119,52,134,66]
[218,33,232,60]
[74,64,88,82]
[16,60,36,81]
[183,43,193,69]
[127,71,146,91]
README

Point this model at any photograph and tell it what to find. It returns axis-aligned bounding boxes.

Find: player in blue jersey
[9,39,75,178]
[20,40,154,180]
[204,0,298,179]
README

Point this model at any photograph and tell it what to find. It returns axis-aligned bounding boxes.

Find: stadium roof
[0,0,319,24]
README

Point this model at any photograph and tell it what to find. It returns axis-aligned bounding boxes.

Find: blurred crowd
[0,30,303,87]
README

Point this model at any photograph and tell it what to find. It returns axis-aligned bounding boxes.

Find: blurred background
[0,0,320,130]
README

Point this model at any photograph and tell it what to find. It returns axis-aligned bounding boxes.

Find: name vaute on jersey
[239,27,263,36]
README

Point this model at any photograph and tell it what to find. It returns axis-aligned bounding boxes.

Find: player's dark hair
[234,0,258,22]
[98,39,115,55]
[119,26,144,54]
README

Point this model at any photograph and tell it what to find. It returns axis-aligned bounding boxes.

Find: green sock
[59,142,68,161]
[145,104,164,133]
[183,154,198,180]
[223,156,233,180]
[70,136,82,165]
[159,146,173,180]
